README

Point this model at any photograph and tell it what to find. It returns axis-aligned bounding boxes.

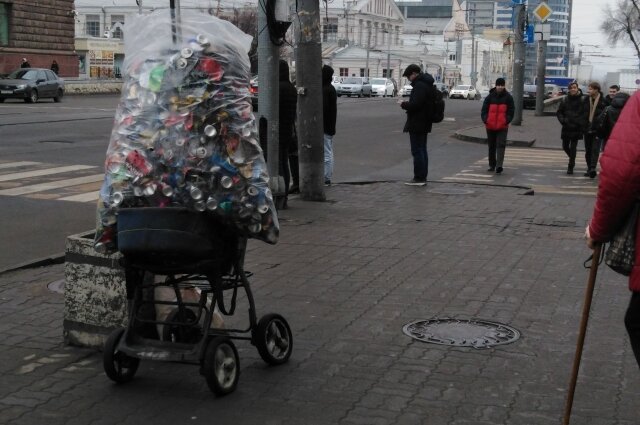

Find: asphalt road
[0,93,491,271]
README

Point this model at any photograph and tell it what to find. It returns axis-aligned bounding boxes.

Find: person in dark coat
[400,63,434,186]
[597,91,630,151]
[583,81,606,178]
[481,78,514,174]
[604,84,620,106]
[278,60,297,206]
[20,58,31,68]
[586,91,640,370]
[50,60,60,75]
[322,64,337,186]
[556,81,587,174]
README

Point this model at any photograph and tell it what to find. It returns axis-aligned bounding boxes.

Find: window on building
[382,69,393,78]
[322,19,338,42]
[86,15,101,38]
[0,3,10,46]
[339,67,349,77]
[111,15,124,39]
[360,68,367,77]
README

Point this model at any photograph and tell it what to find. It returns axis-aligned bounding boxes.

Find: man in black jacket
[322,65,337,186]
[400,64,434,186]
[583,81,606,178]
[556,81,587,175]
[278,60,297,206]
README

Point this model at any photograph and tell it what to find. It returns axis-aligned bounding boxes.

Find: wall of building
[0,0,77,76]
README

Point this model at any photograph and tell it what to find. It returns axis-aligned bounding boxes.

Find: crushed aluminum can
[181,47,194,58]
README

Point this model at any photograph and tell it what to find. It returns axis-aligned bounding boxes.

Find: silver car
[337,77,367,98]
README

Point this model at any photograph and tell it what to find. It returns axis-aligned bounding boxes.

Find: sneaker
[589,170,597,179]
[324,180,331,186]
[583,171,591,177]
[566,166,574,175]
[289,185,300,194]
[404,178,427,186]
[487,167,495,172]
[495,167,503,174]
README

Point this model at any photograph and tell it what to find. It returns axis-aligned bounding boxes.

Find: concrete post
[511,3,526,126]
[535,40,548,116]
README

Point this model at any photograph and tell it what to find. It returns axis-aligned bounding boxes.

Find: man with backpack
[481,78,515,174]
[399,64,438,186]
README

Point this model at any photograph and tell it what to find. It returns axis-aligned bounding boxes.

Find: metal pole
[295,0,325,200]
[386,27,391,78]
[365,27,371,78]
[562,244,602,425]
[471,32,476,87]
[257,0,284,201]
[137,0,142,14]
[535,39,547,116]
[511,3,526,125]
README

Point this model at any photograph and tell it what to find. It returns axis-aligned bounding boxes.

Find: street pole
[535,39,547,116]
[295,0,325,200]
[386,28,391,78]
[365,28,371,77]
[511,2,526,126]
[257,0,284,201]
[471,31,476,87]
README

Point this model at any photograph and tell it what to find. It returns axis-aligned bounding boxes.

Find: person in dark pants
[587,91,640,370]
[556,81,587,174]
[481,78,514,174]
[596,91,630,152]
[400,63,434,186]
[50,60,60,75]
[278,60,297,207]
[322,65,337,186]
[583,81,606,178]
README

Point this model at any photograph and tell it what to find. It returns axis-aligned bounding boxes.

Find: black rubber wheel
[162,308,201,343]
[26,90,38,103]
[254,313,293,365]
[103,328,140,383]
[203,337,239,396]
[53,89,63,103]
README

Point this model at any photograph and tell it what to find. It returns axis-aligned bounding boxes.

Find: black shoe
[487,167,495,172]
[324,180,331,186]
[589,170,597,179]
[289,185,300,194]
[583,171,591,177]
[404,178,427,186]
[495,167,503,174]
[567,166,574,175]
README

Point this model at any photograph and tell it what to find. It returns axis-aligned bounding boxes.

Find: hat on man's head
[495,78,506,86]
[22,58,27,61]
[402,64,421,77]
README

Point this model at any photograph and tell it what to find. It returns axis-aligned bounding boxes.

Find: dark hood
[279,60,290,82]
[611,92,630,109]
[489,87,508,96]
[412,72,434,86]
[322,65,334,85]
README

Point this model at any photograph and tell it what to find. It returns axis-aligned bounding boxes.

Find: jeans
[409,132,428,180]
[324,133,334,181]
[625,291,640,369]
[487,129,508,168]
[562,138,579,169]
[584,132,601,171]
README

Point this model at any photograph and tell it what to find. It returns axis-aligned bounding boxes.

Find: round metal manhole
[47,279,65,294]
[402,318,520,349]
[427,187,475,195]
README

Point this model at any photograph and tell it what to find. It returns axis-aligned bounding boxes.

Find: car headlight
[16,84,27,89]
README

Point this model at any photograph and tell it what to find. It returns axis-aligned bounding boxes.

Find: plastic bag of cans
[94,10,278,254]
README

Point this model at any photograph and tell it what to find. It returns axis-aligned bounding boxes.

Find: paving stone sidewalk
[1,182,638,425]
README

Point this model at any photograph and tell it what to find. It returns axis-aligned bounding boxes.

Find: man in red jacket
[481,78,514,174]
[587,91,640,369]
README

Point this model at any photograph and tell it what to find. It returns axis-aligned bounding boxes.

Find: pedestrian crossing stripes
[443,148,598,196]
[0,160,102,203]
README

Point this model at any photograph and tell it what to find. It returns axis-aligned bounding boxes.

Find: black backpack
[430,86,445,123]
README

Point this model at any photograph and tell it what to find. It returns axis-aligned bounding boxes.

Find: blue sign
[543,77,575,87]
[525,25,534,44]
[512,0,526,4]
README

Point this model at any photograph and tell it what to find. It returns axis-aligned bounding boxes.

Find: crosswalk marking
[0,165,95,182]
[0,174,104,196]
[0,161,40,170]
[58,191,100,203]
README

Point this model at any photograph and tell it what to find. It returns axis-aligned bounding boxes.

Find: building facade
[0,0,77,76]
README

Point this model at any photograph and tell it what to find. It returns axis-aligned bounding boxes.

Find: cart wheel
[203,337,239,396]
[162,308,201,343]
[103,328,140,383]
[254,313,293,365]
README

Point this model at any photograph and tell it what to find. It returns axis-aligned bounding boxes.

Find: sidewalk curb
[453,127,536,147]
[0,252,65,275]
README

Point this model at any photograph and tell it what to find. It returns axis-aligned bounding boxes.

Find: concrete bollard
[63,231,127,348]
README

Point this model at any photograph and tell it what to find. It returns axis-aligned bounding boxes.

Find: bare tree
[601,0,640,63]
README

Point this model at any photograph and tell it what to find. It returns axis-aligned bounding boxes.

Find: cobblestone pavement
[1,182,639,425]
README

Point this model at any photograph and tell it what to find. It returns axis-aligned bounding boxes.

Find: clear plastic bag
[94,10,278,253]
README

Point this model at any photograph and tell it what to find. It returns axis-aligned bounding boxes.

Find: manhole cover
[47,279,64,294]
[402,318,520,349]
[427,187,475,195]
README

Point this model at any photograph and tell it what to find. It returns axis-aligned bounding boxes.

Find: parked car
[522,84,562,109]
[364,78,395,97]
[0,68,64,103]
[337,77,367,97]
[449,85,477,100]
[331,76,341,92]
[434,82,449,96]
[401,84,412,97]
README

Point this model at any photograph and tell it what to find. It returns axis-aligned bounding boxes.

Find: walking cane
[562,243,602,425]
